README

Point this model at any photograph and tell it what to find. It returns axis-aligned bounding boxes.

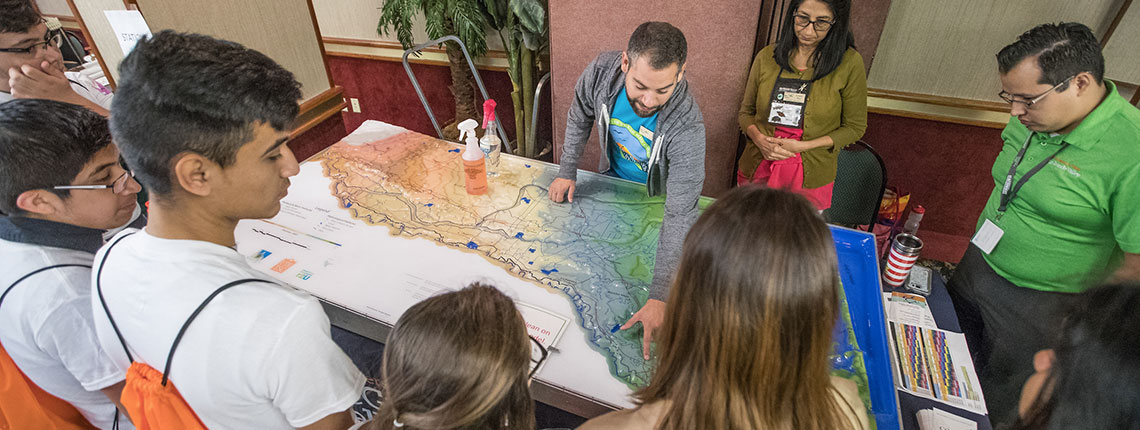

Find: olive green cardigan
[737,44,868,188]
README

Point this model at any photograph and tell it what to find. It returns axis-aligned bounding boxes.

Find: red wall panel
[289,111,349,161]
[863,113,1001,240]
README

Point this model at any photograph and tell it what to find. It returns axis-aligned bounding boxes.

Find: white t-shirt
[0,237,128,430]
[0,70,113,110]
[66,71,113,110]
[91,228,366,428]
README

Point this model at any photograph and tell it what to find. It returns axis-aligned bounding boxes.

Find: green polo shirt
[977,81,1140,293]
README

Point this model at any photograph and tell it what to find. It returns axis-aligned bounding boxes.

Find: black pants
[946,245,1075,426]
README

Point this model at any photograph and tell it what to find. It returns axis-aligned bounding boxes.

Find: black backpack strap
[95,232,137,363]
[1,264,92,311]
[91,231,273,386]
[2,262,114,429]
[160,278,271,386]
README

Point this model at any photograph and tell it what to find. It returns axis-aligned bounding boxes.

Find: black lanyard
[767,74,812,130]
[998,133,1070,215]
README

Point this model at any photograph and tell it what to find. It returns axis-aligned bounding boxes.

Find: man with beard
[549,21,705,361]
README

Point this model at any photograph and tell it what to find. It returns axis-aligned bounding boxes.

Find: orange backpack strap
[1,264,95,430]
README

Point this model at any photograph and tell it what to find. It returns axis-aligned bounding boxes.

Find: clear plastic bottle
[480,99,501,171]
[903,205,925,234]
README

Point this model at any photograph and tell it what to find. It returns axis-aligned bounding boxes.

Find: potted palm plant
[377,0,491,139]
[482,0,548,158]
[377,0,549,157]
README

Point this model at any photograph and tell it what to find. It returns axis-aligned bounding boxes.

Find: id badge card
[767,77,812,129]
[768,102,803,127]
[971,219,1004,254]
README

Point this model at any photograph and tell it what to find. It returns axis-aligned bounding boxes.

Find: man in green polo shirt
[947,22,1140,424]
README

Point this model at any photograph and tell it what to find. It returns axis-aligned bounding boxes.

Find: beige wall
[1103,4,1140,85]
[868,0,1124,102]
[36,0,73,17]
[69,0,129,84]
[135,0,331,101]
[549,1,762,196]
[311,0,504,51]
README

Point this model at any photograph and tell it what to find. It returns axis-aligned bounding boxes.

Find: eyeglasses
[0,29,62,55]
[793,14,833,32]
[527,336,549,381]
[998,76,1075,109]
[53,171,134,193]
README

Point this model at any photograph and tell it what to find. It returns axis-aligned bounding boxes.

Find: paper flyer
[917,407,978,430]
[884,291,938,328]
[104,10,151,55]
[890,322,988,415]
[516,301,569,375]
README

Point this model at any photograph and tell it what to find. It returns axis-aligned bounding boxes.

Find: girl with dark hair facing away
[736,0,867,211]
[361,283,536,430]
[580,186,867,429]
[1011,283,1140,430]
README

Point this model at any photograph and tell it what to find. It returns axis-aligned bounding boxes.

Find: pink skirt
[737,154,834,211]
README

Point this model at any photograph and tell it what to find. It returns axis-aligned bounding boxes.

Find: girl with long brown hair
[581,186,867,429]
[361,283,536,430]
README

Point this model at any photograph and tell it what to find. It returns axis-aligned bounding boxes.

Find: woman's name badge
[768,102,803,127]
[780,90,806,104]
[767,78,810,128]
[971,219,1004,254]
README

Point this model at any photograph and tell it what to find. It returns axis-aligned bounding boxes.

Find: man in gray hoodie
[549,22,705,360]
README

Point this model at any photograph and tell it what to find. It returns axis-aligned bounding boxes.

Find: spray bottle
[480,99,502,170]
[458,119,488,195]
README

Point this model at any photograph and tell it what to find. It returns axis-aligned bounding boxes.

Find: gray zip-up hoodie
[556,51,706,302]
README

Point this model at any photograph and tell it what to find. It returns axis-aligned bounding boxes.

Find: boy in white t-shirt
[92,31,365,429]
[0,99,143,429]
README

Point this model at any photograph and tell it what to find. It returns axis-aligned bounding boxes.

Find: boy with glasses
[1,0,112,115]
[948,22,1140,424]
[0,98,143,429]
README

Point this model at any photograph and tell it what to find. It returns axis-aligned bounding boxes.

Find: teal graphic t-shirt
[608,88,658,183]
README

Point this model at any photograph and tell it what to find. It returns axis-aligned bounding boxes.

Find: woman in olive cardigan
[737,0,867,210]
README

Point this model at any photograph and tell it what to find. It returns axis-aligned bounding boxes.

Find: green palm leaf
[450,0,489,57]
[377,0,416,49]
[423,0,446,39]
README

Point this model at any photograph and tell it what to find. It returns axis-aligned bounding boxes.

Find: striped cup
[883,233,923,287]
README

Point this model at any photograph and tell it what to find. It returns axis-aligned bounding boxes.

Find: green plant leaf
[520,29,543,51]
[377,0,417,50]
[481,0,509,29]
[450,0,490,58]
[509,0,545,34]
[423,0,446,39]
